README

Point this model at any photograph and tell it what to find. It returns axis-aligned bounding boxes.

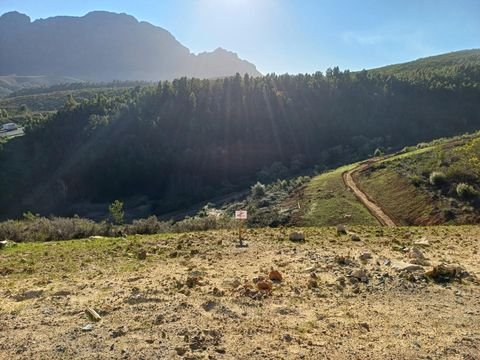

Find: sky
[1,0,479,75]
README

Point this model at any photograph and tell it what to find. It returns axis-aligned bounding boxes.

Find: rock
[268,270,283,282]
[413,237,430,246]
[390,260,424,272]
[186,276,201,288]
[351,269,368,282]
[111,327,126,338]
[175,347,187,356]
[201,300,217,312]
[358,251,372,261]
[307,279,318,288]
[137,250,147,260]
[0,240,8,249]
[407,248,425,260]
[350,233,361,241]
[336,224,347,235]
[425,264,469,283]
[256,280,272,291]
[13,289,44,302]
[82,324,94,332]
[407,248,430,265]
[359,322,370,331]
[289,232,305,242]
[283,334,293,342]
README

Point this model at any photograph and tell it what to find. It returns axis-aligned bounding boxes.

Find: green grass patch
[298,164,378,226]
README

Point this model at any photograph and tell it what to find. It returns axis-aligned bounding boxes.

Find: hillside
[370,49,480,88]
[273,133,479,228]
[1,56,480,220]
[0,11,261,82]
[354,135,480,225]
[0,75,83,97]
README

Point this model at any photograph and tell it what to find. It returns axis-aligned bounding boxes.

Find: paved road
[342,161,397,227]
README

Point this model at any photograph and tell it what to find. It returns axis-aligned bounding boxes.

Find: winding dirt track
[343,161,397,227]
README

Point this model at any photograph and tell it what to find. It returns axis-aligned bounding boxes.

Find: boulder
[289,232,305,242]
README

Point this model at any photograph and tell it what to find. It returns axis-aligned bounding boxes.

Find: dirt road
[343,161,396,227]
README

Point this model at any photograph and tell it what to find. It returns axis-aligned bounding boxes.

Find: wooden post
[235,210,248,247]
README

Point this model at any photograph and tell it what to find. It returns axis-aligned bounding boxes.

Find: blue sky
[1,0,479,74]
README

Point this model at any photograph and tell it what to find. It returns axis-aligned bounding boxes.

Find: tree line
[1,64,480,219]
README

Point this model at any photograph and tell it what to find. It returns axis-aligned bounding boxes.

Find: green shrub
[456,183,477,199]
[109,200,124,225]
[126,216,172,235]
[251,182,266,198]
[429,171,447,186]
[0,217,111,242]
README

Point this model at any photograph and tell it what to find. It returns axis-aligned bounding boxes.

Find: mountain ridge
[0,11,261,81]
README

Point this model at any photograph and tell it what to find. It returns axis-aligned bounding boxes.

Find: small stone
[268,270,283,282]
[256,280,272,291]
[175,347,187,356]
[351,269,368,282]
[408,248,425,260]
[111,327,126,338]
[283,334,293,342]
[390,260,424,272]
[186,276,201,288]
[359,322,370,331]
[350,233,361,241]
[137,250,147,260]
[308,278,318,288]
[336,224,347,235]
[82,324,94,332]
[201,300,217,312]
[359,251,372,261]
[413,237,430,246]
[289,232,305,242]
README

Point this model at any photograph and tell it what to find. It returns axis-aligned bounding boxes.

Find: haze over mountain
[0,11,261,81]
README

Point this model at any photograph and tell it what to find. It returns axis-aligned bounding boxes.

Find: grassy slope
[370,49,480,76]
[293,164,378,226]
[355,136,480,225]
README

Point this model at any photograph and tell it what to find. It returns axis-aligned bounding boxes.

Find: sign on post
[235,210,248,247]
[235,210,248,220]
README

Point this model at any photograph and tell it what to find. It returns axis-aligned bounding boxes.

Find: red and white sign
[235,210,248,220]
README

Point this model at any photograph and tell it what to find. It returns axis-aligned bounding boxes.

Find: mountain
[0,11,261,81]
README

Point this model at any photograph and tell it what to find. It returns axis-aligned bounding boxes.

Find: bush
[429,171,447,186]
[251,182,266,198]
[0,217,111,242]
[456,183,477,199]
[109,200,124,225]
[126,216,172,235]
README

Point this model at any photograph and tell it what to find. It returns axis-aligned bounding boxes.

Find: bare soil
[1,226,479,359]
